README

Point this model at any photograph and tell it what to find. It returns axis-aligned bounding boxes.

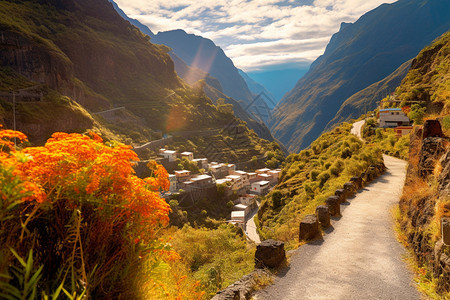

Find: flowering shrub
[0,126,203,298]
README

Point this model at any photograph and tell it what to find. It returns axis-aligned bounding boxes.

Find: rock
[212,269,273,300]
[335,189,346,203]
[316,205,331,228]
[299,214,321,241]
[343,182,355,197]
[350,176,363,190]
[438,150,450,197]
[442,218,450,246]
[255,239,286,269]
[325,196,341,216]
[422,119,444,139]
[418,137,446,178]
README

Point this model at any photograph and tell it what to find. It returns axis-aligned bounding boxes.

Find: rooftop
[181,151,193,155]
[162,150,176,154]
[191,175,212,181]
[234,204,248,209]
[253,180,270,186]
[175,170,190,175]
[256,168,271,172]
[216,178,232,185]
[380,108,402,112]
[226,175,241,180]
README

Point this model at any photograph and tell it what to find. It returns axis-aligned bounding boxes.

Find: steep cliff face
[270,0,450,152]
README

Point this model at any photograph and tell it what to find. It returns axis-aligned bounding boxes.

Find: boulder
[422,119,444,139]
[255,239,286,269]
[343,182,355,197]
[350,176,363,190]
[315,205,330,228]
[299,214,320,241]
[335,189,346,203]
[325,196,341,216]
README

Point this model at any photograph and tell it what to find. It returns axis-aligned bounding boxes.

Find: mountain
[270,0,450,152]
[152,29,254,104]
[238,69,277,108]
[326,59,412,128]
[0,0,277,163]
[108,0,154,38]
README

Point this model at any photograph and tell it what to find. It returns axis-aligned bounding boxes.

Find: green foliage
[408,104,427,125]
[169,224,254,298]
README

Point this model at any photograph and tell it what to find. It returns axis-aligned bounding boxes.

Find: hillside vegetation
[257,122,383,248]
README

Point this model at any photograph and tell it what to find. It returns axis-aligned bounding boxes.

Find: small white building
[174,170,191,182]
[257,173,273,181]
[226,174,244,190]
[210,163,228,179]
[232,170,250,186]
[159,150,177,162]
[168,174,177,193]
[231,210,245,224]
[226,164,236,173]
[193,158,209,170]
[255,168,271,175]
[239,194,256,206]
[251,180,270,195]
[269,170,281,183]
[378,108,411,128]
[233,203,250,215]
[181,151,194,161]
[247,172,258,184]
[190,174,213,188]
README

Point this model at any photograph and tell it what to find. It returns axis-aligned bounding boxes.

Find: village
[157,148,281,226]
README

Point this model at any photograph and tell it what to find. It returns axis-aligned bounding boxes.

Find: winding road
[255,155,420,300]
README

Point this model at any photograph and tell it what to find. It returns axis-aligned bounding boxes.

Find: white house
[159,150,177,162]
[378,108,411,128]
[226,164,236,173]
[181,151,194,161]
[225,174,244,190]
[233,203,250,215]
[251,180,270,195]
[239,194,256,206]
[255,168,271,175]
[168,174,177,193]
[190,174,213,188]
[232,170,250,187]
[231,210,245,224]
[247,172,258,184]
[174,170,191,182]
[268,170,281,183]
[210,163,228,179]
[257,173,273,181]
[192,158,208,170]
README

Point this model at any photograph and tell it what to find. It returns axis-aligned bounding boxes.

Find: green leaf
[9,248,26,268]
[24,249,33,282]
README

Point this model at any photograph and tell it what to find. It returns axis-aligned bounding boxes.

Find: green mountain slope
[270,0,450,152]
[0,0,276,162]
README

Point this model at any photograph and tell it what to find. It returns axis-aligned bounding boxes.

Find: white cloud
[114,0,396,71]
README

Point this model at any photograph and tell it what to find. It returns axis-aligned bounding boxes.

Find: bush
[0,127,179,298]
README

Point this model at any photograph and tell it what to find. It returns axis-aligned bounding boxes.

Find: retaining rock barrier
[255,239,286,269]
[299,214,320,241]
[316,205,331,228]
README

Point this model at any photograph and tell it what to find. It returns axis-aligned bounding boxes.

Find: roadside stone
[316,205,330,228]
[335,189,346,203]
[325,196,341,216]
[422,119,444,139]
[350,176,363,190]
[343,182,355,197]
[255,239,286,269]
[299,214,320,241]
[442,218,450,246]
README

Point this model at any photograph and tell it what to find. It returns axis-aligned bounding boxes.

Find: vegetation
[257,122,383,248]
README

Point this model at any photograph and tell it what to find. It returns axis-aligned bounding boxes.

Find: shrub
[0,127,184,298]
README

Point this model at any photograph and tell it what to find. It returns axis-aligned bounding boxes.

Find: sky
[114,0,396,72]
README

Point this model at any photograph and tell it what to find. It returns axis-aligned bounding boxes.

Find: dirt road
[351,120,365,141]
[255,155,420,300]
